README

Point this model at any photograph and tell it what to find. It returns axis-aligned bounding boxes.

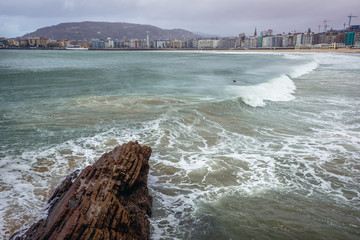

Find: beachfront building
[113,39,121,48]
[294,31,315,49]
[244,36,258,48]
[171,40,182,48]
[0,38,16,47]
[28,37,40,47]
[39,38,50,48]
[105,38,114,48]
[155,40,166,48]
[261,35,283,48]
[182,40,194,48]
[129,39,135,48]
[4,38,19,47]
[25,37,50,48]
[261,36,274,48]
[197,39,220,49]
[295,33,304,46]
[235,38,243,48]
[90,39,105,48]
[282,34,295,47]
[48,40,63,49]
[303,30,315,45]
[19,39,28,48]
[355,28,360,47]
[122,40,131,48]
[220,37,237,48]
[275,35,283,47]
[192,39,199,49]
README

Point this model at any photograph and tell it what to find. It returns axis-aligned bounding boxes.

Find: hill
[22,21,199,41]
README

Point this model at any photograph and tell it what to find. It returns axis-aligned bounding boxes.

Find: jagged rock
[11,141,152,240]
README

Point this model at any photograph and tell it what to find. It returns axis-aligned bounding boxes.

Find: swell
[226,57,319,107]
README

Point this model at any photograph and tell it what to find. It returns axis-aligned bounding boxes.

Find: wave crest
[289,59,319,78]
[227,75,296,107]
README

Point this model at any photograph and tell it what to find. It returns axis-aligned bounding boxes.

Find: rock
[11,141,152,240]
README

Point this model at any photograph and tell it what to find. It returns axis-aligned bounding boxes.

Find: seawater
[0,50,359,239]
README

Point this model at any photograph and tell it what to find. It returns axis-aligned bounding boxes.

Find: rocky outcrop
[11,141,152,240]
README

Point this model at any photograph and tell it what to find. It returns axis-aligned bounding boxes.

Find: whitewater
[0,50,359,239]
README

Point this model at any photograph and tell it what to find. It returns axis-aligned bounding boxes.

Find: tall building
[146,32,150,48]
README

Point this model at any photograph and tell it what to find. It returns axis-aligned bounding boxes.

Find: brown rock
[11,141,152,240]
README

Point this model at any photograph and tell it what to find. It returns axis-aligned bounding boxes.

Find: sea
[0,49,359,240]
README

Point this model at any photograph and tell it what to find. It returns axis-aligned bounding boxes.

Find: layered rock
[11,141,152,240]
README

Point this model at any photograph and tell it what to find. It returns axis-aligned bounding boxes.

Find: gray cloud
[1,0,359,37]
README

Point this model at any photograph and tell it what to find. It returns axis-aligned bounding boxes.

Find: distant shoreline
[1,47,360,53]
[215,48,360,53]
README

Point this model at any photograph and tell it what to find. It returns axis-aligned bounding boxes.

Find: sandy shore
[196,48,360,53]
[2,47,360,53]
[133,48,360,53]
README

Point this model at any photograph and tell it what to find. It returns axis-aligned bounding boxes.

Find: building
[192,39,199,49]
[282,34,295,47]
[114,39,122,48]
[244,36,258,48]
[5,38,19,47]
[19,39,29,48]
[295,33,303,46]
[146,32,150,48]
[39,38,50,48]
[90,39,105,48]
[155,40,166,48]
[122,40,131,48]
[171,40,182,48]
[28,37,41,47]
[104,38,114,48]
[220,37,237,48]
[182,40,194,48]
[274,35,283,47]
[48,40,63,49]
[197,39,220,49]
[262,36,274,48]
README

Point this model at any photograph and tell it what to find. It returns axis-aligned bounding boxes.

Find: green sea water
[0,50,359,239]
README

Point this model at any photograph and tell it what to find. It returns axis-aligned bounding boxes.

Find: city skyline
[1,0,360,38]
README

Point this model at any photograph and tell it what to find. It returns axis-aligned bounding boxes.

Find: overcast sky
[1,0,360,38]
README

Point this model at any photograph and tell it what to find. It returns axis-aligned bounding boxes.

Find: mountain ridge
[22,21,199,41]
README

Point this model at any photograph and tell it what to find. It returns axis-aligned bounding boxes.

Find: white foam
[227,75,296,107]
[289,59,319,78]
[314,53,360,70]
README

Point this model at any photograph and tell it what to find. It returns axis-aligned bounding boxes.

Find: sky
[1,0,360,38]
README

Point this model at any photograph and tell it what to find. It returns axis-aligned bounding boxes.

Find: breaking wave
[227,58,318,107]
[227,75,296,107]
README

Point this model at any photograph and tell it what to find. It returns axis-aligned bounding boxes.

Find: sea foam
[226,57,318,107]
[227,75,296,107]
[289,59,319,78]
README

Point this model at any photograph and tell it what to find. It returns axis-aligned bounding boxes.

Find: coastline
[1,47,360,53]
[88,48,360,53]
[230,48,360,53]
